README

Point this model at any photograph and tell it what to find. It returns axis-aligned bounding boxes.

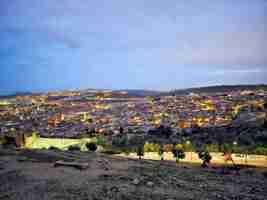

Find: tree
[119,127,124,134]
[254,146,267,155]
[86,142,97,152]
[158,145,164,160]
[152,143,160,152]
[172,144,185,164]
[221,143,233,154]
[198,151,212,167]
[96,136,105,146]
[112,135,127,147]
[137,146,144,160]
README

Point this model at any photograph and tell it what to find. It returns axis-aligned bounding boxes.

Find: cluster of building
[0,89,266,139]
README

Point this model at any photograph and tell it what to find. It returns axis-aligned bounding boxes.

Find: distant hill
[0,92,37,99]
[1,84,267,98]
[115,89,165,97]
[170,84,267,95]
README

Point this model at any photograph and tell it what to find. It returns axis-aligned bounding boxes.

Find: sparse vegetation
[198,151,212,167]
[172,144,185,164]
[101,147,122,155]
[2,147,267,200]
[68,145,81,151]
[86,142,97,152]
[49,146,60,151]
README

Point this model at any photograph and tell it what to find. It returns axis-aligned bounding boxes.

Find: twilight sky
[0,0,266,94]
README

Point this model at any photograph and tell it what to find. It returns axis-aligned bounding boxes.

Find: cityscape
[1,86,267,146]
[1,85,267,199]
[1,0,267,200]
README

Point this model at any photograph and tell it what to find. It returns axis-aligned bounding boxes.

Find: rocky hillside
[0,148,267,200]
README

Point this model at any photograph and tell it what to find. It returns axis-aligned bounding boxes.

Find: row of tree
[136,143,212,167]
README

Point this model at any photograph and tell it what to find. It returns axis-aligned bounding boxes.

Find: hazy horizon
[1,83,267,96]
[1,0,266,95]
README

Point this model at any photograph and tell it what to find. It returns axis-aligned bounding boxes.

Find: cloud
[0,26,81,49]
[212,68,266,75]
[174,31,267,66]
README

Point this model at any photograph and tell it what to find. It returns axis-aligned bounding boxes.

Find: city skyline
[0,0,266,95]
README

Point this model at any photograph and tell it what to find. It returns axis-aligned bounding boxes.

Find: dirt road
[117,152,267,167]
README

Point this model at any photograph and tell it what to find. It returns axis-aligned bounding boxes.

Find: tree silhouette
[86,142,97,152]
[198,151,212,167]
[158,145,164,160]
[137,146,144,160]
[172,145,185,164]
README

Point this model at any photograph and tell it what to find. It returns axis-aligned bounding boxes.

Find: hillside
[0,148,267,200]
[171,84,267,95]
[1,84,267,98]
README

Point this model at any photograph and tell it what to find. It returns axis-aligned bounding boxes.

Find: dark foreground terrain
[0,148,267,200]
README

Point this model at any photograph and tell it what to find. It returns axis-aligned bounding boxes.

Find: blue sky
[0,0,266,94]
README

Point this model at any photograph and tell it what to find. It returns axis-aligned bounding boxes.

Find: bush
[49,146,60,151]
[172,145,185,163]
[68,145,81,151]
[144,142,153,152]
[86,142,97,152]
[101,149,122,155]
[96,136,105,146]
[253,147,267,155]
[144,142,160,152]
[198,151,212,167]
[112,136,127,147]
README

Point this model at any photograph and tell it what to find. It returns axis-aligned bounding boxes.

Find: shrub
[144,143,160,152]
[112,136,127,147]
[144,142,153,153]
[49,146,60,151]
[86,142,97,152]
[101,149,122,155]
[198,151,212,167]
[96,136,105,146]
[68,145,81,151]
[172,145,185,163]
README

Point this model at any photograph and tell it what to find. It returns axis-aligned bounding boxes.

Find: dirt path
[117,152,267,167]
